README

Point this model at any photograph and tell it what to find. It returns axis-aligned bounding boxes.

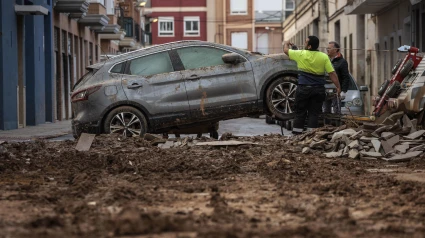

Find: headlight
[345,101,353,107]
[352,98,363,106]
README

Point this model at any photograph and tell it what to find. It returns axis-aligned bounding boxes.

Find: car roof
[87,41,247,70]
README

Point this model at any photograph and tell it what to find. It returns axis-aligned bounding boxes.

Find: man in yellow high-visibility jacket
[283,36,341,134]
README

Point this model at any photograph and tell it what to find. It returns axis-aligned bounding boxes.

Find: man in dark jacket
[323,41,350,115]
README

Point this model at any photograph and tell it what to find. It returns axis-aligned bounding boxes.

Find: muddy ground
[1,134,425,238]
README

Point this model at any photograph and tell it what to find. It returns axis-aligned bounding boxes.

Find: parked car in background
[71,40,299,138]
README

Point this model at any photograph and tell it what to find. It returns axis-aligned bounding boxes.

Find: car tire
[266,76,298,121]
[400,59,414,78]
[209,130,219,139]
[391,58,403,75]
[378,80,390,96]
[386,81,401,98]
[265,115,276,124]
[103,106,148,137]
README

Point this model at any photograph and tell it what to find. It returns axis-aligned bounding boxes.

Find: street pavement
[0,117,290,142]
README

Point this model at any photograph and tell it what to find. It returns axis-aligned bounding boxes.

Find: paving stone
[408,144,425,152]
[331,129,357,142]
[348,140,360,149]
[371,139,381,152]
[302,147,311,154]
[382,151,423,162]
[360,151,383,158]
[309,139,327,149]
[394,144,409,154]
[323,150,343,158]
[348,149,359,159]
[381,132,395,140]
[386,135,400,147]
[404,130,425,140]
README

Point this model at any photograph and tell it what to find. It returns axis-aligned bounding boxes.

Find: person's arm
[329,71,341,95]
[283,41,292,56]
[340,60,350,93]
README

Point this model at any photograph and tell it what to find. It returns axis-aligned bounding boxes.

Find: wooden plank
[75,133,96,152]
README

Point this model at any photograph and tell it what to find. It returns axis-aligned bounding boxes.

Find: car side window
[176,46,232,70]
[127,52,174,76]
[110,62,125,74]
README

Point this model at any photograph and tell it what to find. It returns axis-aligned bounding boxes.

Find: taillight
[71,85,101,102]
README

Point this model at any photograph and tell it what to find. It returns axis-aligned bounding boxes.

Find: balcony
[99,30,126,41]
[78,14,110,31]
[96,24,121,34]
[54,0,89,17]
[345,0,397,14]
[119,37,137,48]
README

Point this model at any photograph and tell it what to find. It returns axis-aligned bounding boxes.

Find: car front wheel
[104,106,148,137]
[266,76,298,121]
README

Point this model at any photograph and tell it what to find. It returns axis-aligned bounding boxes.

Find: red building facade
[147,0,207,45]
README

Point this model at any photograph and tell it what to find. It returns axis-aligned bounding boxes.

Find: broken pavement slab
[371,139,381,152]
[394,144,409,154]
[75,133,96,152]
[349,149,360,159]
[323,150,343,158]
[382,151,423,163]
[381,132,395,140]
[360,151,383,158]
[408,144,425,152]
[331,129,357,142]
[403,130,425,140]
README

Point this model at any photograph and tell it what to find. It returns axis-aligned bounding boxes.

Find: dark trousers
[293,85,326,133]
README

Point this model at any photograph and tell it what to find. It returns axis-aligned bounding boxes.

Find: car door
[120,51,191,126]
[175,46,257,119]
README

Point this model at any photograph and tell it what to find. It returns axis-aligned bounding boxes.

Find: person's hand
[340,91,346,100]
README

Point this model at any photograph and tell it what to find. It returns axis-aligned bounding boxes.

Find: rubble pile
[286,111,425,162]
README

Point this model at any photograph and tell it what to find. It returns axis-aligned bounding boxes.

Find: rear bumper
[72,119,102,138]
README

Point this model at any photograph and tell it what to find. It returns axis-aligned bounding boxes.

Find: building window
[231,32,248,50]
[230,0,247,15]
[159,17,174,37]
[285,0,295,10]
[184,17,200,37]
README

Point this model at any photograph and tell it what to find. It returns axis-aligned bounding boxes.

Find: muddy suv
[71,41,299,138]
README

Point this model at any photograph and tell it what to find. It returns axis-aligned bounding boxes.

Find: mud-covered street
[1,133,425,238]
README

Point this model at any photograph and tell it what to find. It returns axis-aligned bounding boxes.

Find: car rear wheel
[266,76,298,121]
[104,106,147,137]
[400,59,414,78]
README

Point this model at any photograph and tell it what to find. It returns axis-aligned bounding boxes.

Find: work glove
[340,91,346,100]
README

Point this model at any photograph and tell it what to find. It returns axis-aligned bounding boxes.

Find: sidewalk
[0,120,72,141]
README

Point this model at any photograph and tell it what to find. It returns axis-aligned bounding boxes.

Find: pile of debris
[286,111,425,162]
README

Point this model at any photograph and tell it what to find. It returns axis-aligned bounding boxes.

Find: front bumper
[72,119,102,138]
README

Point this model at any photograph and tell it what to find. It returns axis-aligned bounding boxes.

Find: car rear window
[176,46,230,70]
[110,63,125,74]
[73,69,96,90]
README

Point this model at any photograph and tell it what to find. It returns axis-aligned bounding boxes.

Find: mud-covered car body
[71,41,298,137]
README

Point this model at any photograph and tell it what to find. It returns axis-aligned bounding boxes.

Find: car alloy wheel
[270,82,297,114]
[109,112,142,137]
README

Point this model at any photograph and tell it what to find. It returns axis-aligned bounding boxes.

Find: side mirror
[359,85,369,91]
[222,53,245,65]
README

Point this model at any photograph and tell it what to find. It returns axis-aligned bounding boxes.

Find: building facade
[144,0,208,45]
[0,0,54,130]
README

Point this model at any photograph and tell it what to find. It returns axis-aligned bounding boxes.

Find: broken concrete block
[404,130,425,140]
[402,115,414,131]
[368,148,376,153]
[411,119,418,133]
[324,150,343,158]
[394,144,409,154]
[382,151,423,162]
[381,118,395,126]
[382,111,404,126]
[349,130,363,140]
[343,146,350,156]
[348,140,360,149]
[387,135,400,147]
[363,122,380,130]
[302,147,311,154]
[408,144,425,152]
[75,133,96,152]
[371,139,381,152]
[381,140,394,155]
[349,149,360,159]
[360,151,383,158]
[341,135,352,146]
[381,132,395,140]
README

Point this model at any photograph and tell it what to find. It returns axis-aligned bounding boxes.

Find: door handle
[187,74,200,81]
[127,83,143,89]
